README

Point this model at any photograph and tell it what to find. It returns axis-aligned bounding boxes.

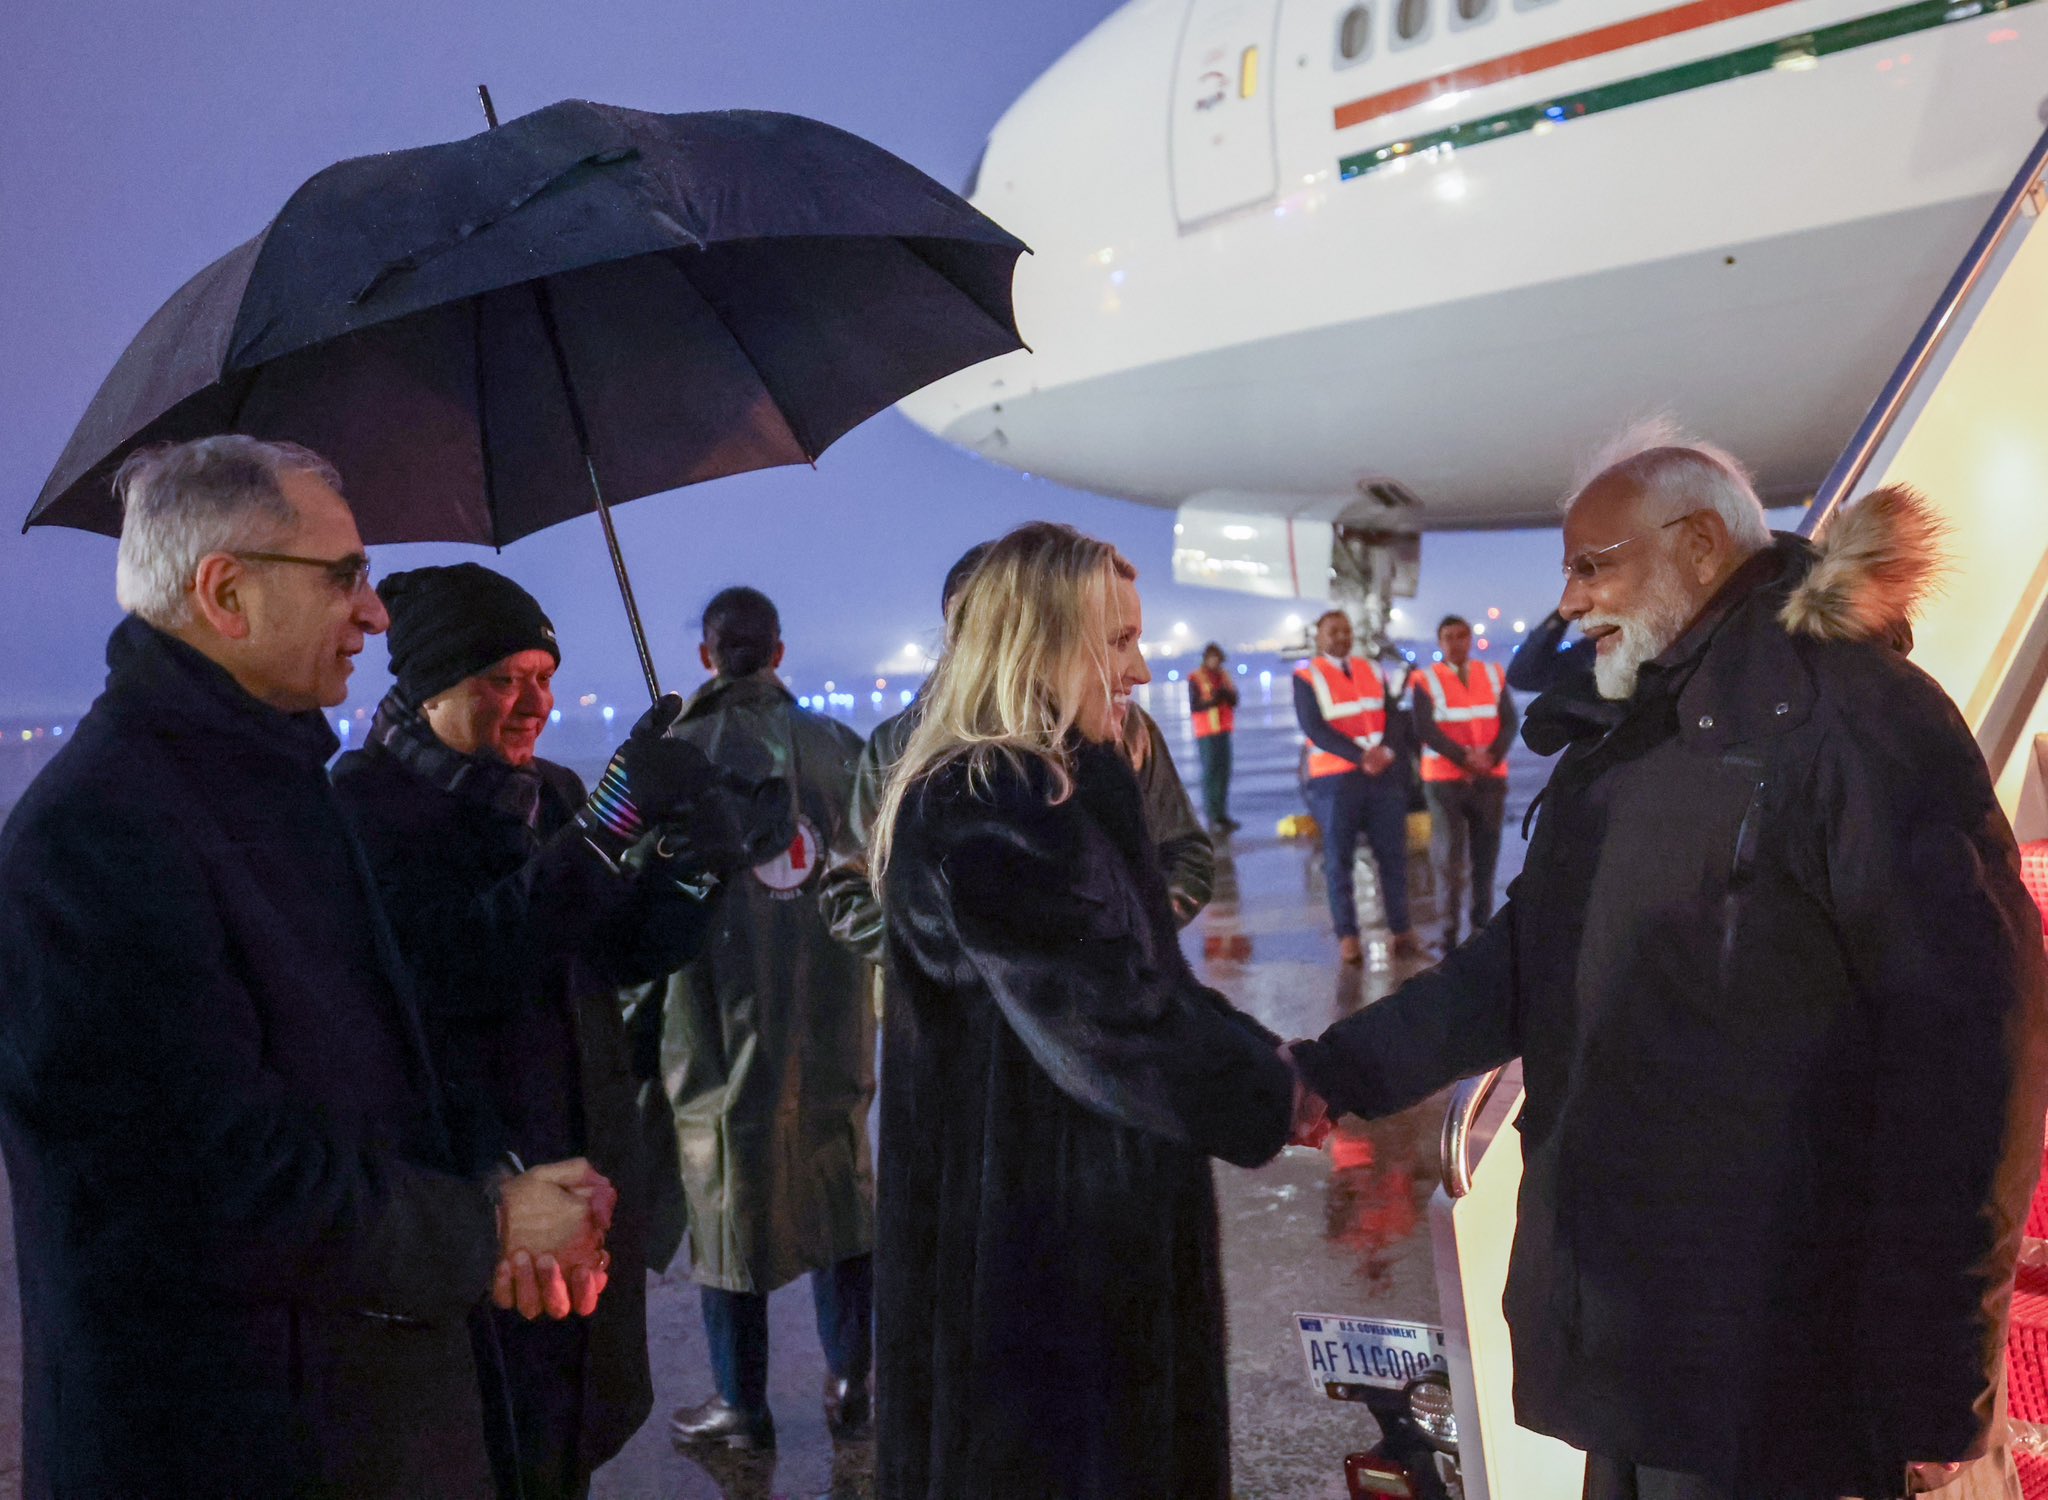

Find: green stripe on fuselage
[1337,0,2035,180]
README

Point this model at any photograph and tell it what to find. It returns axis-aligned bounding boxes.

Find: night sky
[0,0,1568,722]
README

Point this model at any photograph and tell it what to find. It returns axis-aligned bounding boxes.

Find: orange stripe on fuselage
[1332,0,1804,130]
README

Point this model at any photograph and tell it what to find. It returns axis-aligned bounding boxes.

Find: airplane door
[1170,0,1282,229]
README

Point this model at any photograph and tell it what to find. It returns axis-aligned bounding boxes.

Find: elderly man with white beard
[1288,426,2048,1500]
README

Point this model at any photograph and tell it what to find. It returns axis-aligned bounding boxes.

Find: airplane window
[1394,0,1431,44]
[1455,0,1494,21]
[1336,3,1373,63]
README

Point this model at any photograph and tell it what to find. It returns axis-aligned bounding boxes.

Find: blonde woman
[871,522,1298,1500]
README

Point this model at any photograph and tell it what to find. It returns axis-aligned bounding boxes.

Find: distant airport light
[902,643,920,658]
[1236,664,1248,675]
[825,681,836,692]
[899,689,914,706]
[1478,639,1491,650]
[1487,607,1501,619]
[50,726,61,737]
[19,730,29,742]
[1173,622,1189,636]
[876,678,887,689]
[1433,651,1444,662]
[1259,671,1273,686]
[579,694,597,707]
[549,709,562,723]
[1284,613,1302,631]
[872,692,884,706]
[1513,620,1527,633]
[336,719,350,736]
[1167,670,1180,682]
[601,706,615,723]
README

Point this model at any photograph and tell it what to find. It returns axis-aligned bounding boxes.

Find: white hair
[1564,417,1771,553]
[113,436,341,628]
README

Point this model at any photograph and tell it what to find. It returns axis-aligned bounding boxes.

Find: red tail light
[1346,1451,1417,1498]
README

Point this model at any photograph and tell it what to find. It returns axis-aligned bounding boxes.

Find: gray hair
[1564,417,1771,553]
[114,436,342,628]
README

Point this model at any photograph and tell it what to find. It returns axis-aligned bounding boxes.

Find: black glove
[642,773,797,885]
[576,695,721,865]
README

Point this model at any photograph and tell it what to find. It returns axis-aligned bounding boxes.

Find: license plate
[1295,1313,1447,1400]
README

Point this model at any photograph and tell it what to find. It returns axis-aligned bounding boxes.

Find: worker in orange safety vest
[1293,609,1426,966]
[1412,614,1518,951]
[1187,643,1240,834]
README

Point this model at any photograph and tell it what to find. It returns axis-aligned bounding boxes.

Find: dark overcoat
[0,618,501,1499]
[331,738,712,1488]
[1295,502,2048,1496]
[876,738,1294,1500]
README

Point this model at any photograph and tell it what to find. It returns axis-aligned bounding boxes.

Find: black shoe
[824,1374,871,1435]
[671,1395,776,1451]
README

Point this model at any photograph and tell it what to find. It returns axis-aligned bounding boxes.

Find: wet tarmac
[0,675,1549,1500]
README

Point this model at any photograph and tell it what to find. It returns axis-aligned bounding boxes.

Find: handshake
[491,1158,618,1321]
[577,694,796,882]
[1280,1042,1334,1150]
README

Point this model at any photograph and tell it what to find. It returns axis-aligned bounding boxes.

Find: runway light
[18,730,29,742]
[899,689,914,706]
[872,691,884,706]
[601,705,615,723]
[1513,620,1527,633]
[1260,671,1273,686]
[550,708,562,723]
[336,718,350,736]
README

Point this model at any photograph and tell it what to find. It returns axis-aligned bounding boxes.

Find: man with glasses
[0,436,617,1499]
[1290,424,2045,1500]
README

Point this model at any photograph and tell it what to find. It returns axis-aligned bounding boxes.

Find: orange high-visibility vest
[1418,659,1509,782]
[1189,668,1235,738]
[1296,656,1385,779]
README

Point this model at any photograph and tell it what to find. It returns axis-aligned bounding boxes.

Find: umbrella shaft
[585,456,663,703]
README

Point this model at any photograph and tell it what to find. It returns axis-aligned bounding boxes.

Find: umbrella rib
[656,251,817,464]
[470,297,503,548]
[893,237,1026,346]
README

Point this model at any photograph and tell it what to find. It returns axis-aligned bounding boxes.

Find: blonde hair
[872,522,1137,876]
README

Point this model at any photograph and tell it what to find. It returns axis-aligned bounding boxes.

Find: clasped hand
[1280,1044,1333,1149]
[492,1157,616,1321]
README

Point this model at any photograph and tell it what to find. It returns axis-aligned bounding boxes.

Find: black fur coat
[876,738,1292,1500]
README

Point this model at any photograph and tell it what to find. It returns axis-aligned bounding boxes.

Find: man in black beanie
[333,562,765,1500]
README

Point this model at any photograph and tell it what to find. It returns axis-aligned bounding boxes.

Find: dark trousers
[484,1309,590,1500]
[1303,770,1410,937]
[1583,1454,1904,1500]
[1195,733,1233,824]
[1424,776,1507,946]
[700,1253,874,1413]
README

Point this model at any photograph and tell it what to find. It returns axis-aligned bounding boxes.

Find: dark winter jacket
[876,738,1294,1500]
[1294,491,2048,1495]
[331,730,713,1486]
[0,618,502,1499]
[822,704,1212,962]
[654,672,875,1293]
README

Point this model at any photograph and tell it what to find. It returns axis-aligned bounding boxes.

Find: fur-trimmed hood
[1779,484,1948,648]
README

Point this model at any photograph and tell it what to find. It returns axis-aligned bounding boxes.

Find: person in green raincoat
[659,586,875,1453]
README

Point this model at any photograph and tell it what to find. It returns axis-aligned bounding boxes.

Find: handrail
[1803,120,2048,539]
[1440,1065,1505,1199]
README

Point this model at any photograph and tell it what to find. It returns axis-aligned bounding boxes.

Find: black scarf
[367,688,545,829]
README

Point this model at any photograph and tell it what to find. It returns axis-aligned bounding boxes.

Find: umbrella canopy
[28,101,1028,545]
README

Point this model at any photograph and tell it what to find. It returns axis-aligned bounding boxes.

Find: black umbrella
[28,99,1028,697]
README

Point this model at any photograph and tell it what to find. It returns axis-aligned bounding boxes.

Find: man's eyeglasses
[234,550,374,595]
[1560,513,1697,585]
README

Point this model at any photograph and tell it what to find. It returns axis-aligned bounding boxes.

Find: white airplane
[899,0,2048,612]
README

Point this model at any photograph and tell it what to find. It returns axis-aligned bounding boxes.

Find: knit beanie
[378,563,560,707]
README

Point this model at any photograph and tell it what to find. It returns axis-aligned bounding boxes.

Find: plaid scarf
[367,689,546,829]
